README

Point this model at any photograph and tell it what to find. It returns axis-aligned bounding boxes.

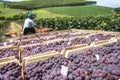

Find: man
[22,13,41,35]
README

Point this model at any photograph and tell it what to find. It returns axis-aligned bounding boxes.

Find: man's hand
[35,25,42,29]
[38,28,53,33]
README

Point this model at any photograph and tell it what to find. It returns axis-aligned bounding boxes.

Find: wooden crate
[90,39,113,47]
[40,35,56,39]
[22,51,60,79]
[23,51,60,66]
[0,47,20,61]
[44,38,69,44]
[116,37,120,42]
[0,58,24,79]
[19,42,43,48]
[20,38,39,42]
[71,29,99,34]
[19,37,69,48]
[0,45,17,49]
[61,43,88,57]
[65,46,93,58]
[64,40,115,58]
[71,29,120,37]
[0,56,16,64]
[24,51,59,58]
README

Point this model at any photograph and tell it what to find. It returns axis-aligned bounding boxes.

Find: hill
[45,5,113,17]
[8,0,95,10]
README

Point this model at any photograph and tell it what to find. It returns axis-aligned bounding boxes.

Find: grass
[31,10,69,19]
[45,5,113,17]
[9,0,86,9]
[0,1,113,18]
[0,2,68,19]
[0,2,27,18]
[13,22,21,35]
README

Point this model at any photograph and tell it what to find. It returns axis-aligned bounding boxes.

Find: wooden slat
[90,39,113,47]
[65,46,93,58]
[64,39,115,58]
[0,56,16,64]
[61,43,88,56]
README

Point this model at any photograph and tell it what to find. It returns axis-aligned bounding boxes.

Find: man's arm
[35,24,42,29]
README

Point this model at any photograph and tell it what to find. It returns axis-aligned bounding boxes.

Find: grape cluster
[70,34,114,45]
[0,41,18,47]
[0,48,19,59]
[0,62,23,80]
[24,55,69,80]
[67,41,120,80]
[18,30,74,40]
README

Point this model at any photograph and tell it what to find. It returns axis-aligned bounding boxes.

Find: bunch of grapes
[0,62,23,80]
[0,48,19,59]
[67,41,120,80]
[24,55,69,80]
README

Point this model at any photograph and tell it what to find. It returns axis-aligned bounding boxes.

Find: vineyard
[35,14,120,31]
[1,13,120,41]
[0,20,9,41]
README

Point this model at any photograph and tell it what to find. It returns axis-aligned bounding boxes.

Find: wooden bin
[23,51,60,66]
[61,43,88,57]
[64,39,115,58]
[0,47,20,61]
[24,51,59,59]
[65,46,93,58]
[22,51,60,79]
[71,29,120,37]
[0,56,16,64]
[0,45,17,49]
[90,39,113,47]
[0,58,23,80]
[44,38,69,44]
[117,37,120,41]
[20,37,39,42]
[19,37,69,48]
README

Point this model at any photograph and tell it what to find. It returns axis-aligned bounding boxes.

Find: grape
[0,48,19,59]
[0,62,23,80]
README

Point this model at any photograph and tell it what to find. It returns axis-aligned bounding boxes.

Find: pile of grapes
[24,41,120,80]
[19,33,88,46]
[0,41,18,47]
[67,41,120,80]
[0,48,19,59]
[22,34,114,57]
[0,62,23,80]
[24,55,69,80]
[18,30,76,40]
[0,33,114,59]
